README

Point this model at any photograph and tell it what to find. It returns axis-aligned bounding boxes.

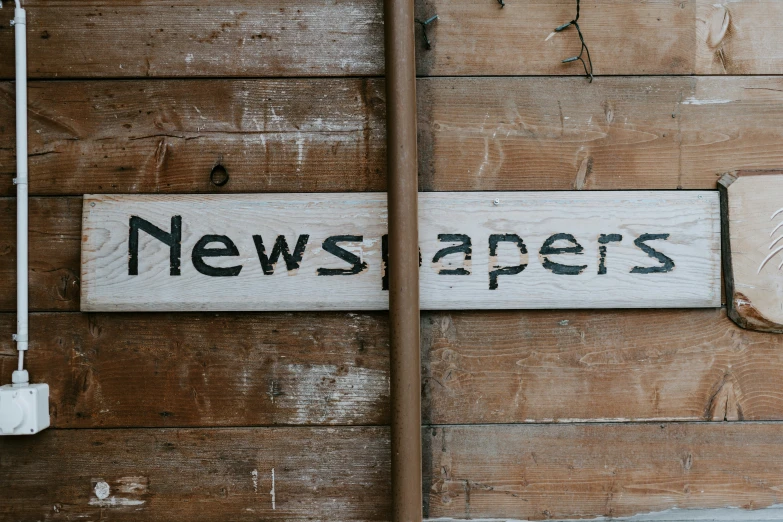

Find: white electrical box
[0,383,50,435]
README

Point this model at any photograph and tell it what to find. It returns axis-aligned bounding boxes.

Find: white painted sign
[81,192,721,311]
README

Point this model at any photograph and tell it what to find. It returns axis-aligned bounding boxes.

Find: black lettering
[631,233,675,274]
[597,234,623,275]
[381,234,422,290]
[253,234,310,275]
[128,215,181,276]
[382,234,389,290]
[318,235,368,276]
[488,234,528,290]
[432,234,472,275]
[192,235,243,277]
[539,233,587,275]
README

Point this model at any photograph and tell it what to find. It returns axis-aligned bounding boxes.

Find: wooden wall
[2,1,783,520]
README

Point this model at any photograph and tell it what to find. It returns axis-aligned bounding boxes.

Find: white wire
[14,0,28,382]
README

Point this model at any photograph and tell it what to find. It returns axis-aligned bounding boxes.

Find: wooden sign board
[720,171,783,332]
[81,192,721,312]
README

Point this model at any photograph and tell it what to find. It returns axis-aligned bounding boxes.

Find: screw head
[493,198,500,206]
[90,202,96,207]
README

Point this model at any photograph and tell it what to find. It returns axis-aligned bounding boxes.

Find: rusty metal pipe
[384,0,421,519]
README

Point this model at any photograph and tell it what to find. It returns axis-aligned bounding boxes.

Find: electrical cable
[556,0,593,82]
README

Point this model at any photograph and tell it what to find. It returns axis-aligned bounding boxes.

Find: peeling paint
[681,97,732,105]
[94,481,110,500]
[90,477,148,508]
[89,497,146,507]
[270,468,276,510]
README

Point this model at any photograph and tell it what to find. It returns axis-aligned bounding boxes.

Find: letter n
[128,215,182,276]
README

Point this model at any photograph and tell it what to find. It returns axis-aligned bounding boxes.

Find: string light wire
[555,0,593,82]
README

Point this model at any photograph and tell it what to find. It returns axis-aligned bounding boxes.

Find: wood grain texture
[0,427,391,521]
[0,197,81,312]
[694,1,783,75]
[4,309,783,427]
[80,192,720,311]
[1,1,782,78]
[426,423,783,519]
[0,312,389,428]
[3,424,783,520]
[416,0,783,76]
[0,79,386,196]
[418,76,783,191]
[422,309,783,425]
[3,77,783,196]
[719,171,783,333]
[433,508,783,522]
[0,0,384,79]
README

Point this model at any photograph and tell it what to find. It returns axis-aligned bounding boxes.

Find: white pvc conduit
[11,0,28,387]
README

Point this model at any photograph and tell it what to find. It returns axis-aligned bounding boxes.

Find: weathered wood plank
[426,423,783,519]
[0,197,81,312]
[432,507,783,522]
[719,171,783,333]
[1,2,782,78]
[0,427,391,521]
[694,1,783,75]
[4,309,783,427]
[0,312,389,428]
[3,77,783,196]
[0,79,387,196]
[80,192,720,311]
[422,309,783,425]
[418,76,783,191]
[417,0,783,76]
[0,1,384,79]
[3,424,783,520]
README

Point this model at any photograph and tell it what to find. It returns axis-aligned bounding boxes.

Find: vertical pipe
[384,0,421,520]
[14,2,29,385]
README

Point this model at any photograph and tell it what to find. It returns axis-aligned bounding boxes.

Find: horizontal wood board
[4,424,783,520]
[422,309,783,425]
[0,312,390,428]
[434,509,783,522]
[0,1,782,78]
[3,77,783,196]
[2,309,783,428]
[80,192,721,311]
[426,423,783,519]
[418,77,783,192]
[0,426,391,521]
[0,79,387,196]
